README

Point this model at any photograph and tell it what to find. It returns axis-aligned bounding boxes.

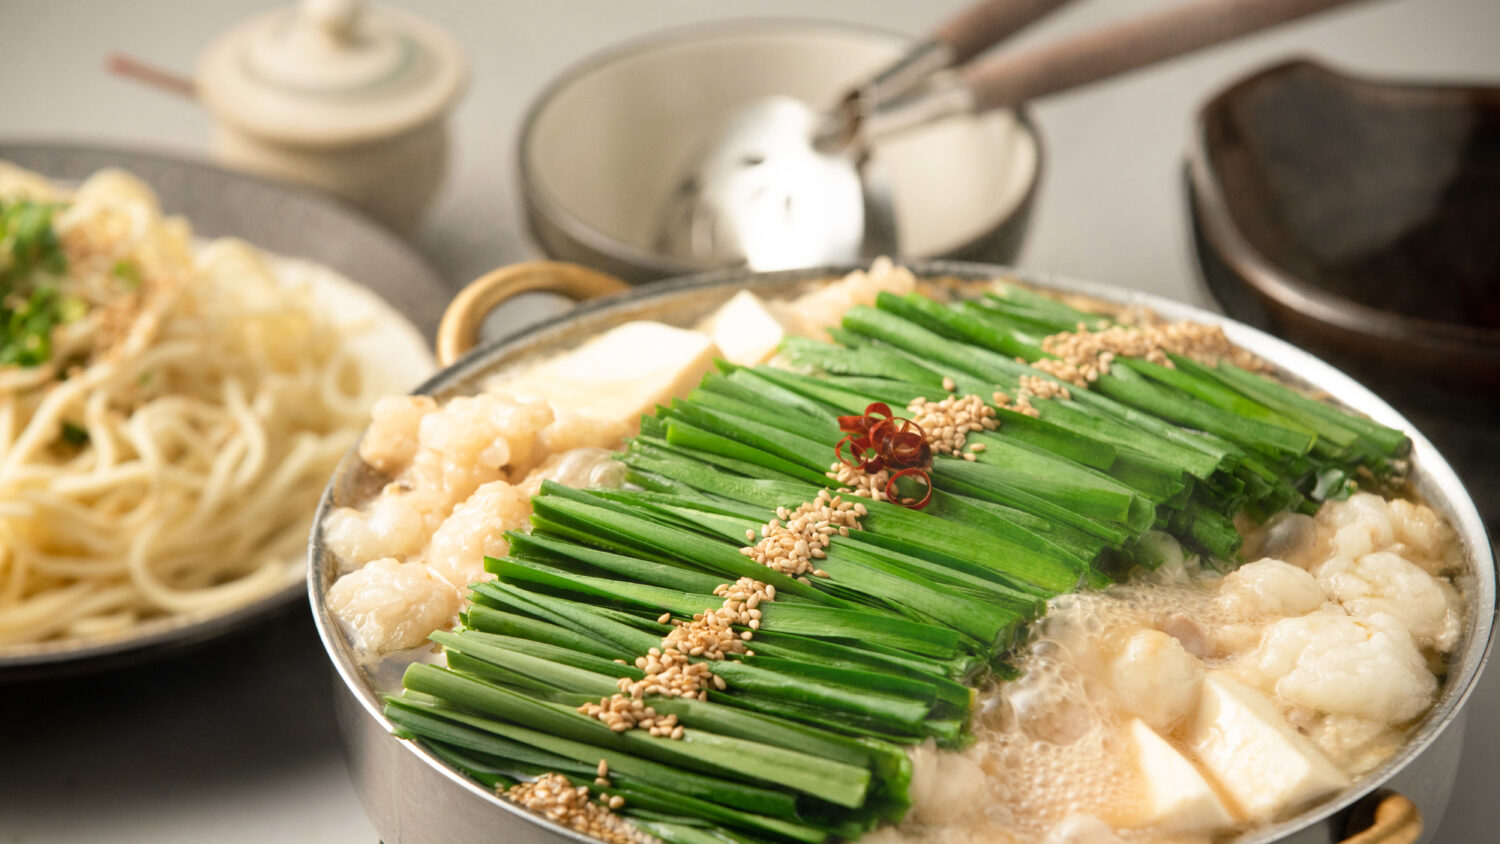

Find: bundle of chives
[387,280,1408,843]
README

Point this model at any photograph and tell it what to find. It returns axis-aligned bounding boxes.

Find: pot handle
[1339,792,1422,844]
[436,261,631,367]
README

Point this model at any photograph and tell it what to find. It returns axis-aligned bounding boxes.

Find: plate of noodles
[0,143,442,679]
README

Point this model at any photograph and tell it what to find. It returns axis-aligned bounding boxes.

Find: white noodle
[0,164,377,647]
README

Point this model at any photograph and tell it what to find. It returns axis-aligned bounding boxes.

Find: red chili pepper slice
[837,414,867,433]
[834,433,863,469]
[832,402,935,509]
[886,466,933,509]
[839,402,896,435]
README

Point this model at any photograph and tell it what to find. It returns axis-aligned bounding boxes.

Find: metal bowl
[517,21,1043,283]
[311,259,1495,844]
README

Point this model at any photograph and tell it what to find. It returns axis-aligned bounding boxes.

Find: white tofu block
[1127,719,1236,832]
[494,321,719,437]
[698,289,787,366]
[1189,674,1350,821]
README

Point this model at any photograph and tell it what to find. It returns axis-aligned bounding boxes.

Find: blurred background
[2,0,1492,292]
[0,0,1495,841]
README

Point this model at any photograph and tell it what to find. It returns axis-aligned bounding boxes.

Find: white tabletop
[0,0,1496,841]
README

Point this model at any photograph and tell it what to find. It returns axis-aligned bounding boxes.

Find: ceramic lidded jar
[196,0,466,232]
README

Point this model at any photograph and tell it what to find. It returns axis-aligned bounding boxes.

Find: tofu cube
[492,320,719,445]
[1127,719,1236,832]
[1188,674,1350,821]
[698,289,787,366]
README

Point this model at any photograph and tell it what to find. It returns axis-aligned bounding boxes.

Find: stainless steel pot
[310,260,1495,844]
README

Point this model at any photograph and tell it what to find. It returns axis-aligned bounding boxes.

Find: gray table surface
[0,0,1495,841]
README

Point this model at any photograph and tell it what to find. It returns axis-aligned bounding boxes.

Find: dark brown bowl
[1188,57,1500,532]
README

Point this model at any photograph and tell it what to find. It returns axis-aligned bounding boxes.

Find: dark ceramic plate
[1186,59,1500,533]
[0,141,448,681]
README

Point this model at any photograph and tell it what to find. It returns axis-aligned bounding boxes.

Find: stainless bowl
[311,260,1495,844]
[517,21,1043,283]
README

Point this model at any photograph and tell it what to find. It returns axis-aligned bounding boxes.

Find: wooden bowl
[1188,58,1500,532]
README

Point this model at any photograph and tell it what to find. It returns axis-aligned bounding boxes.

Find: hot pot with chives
[310,260,1494,844]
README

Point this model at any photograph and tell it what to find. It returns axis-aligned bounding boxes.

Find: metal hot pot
[310,259,1495,844]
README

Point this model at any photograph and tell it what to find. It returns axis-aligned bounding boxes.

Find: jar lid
[197,0,466,147]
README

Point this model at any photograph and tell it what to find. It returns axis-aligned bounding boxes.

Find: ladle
[657,0,1374,271]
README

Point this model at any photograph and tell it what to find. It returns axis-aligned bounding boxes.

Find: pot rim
[514,19,1044,278]
[310,258,1496,844]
